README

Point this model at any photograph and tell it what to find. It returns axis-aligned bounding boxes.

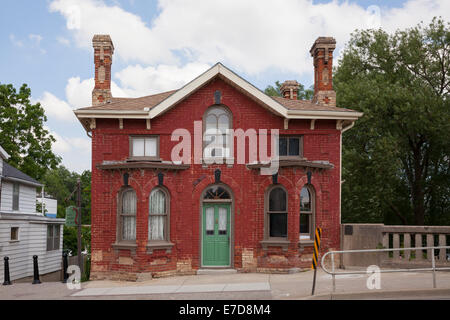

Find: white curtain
[122,190,136,241]
[218,207,227,232]
[149,189,166,241]
[206,207,214,232]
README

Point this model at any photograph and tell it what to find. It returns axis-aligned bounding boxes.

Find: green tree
[0,83,61,180]
[335,18,450,225]
[41,166,92,252]
[264,81,314,100]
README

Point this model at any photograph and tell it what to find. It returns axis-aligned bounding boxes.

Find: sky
[1,0,449,173]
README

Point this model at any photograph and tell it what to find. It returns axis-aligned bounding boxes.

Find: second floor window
[130,136,159,160]
[12,183,19,211]
[203,106,232,159]
[279,136,303,158]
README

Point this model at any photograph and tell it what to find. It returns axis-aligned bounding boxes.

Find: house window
[130,136,159,160]
[46,225,60,251]
[10,227,19,241]
[300,186,314,240]
[279,136,303,158]
[267,186,288,238]
[120,189,137,241]
[12,182,20,211]
[203,106,232,159]
[148,188,169,242]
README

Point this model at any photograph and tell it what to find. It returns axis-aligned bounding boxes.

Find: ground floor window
[267,186,288,238]
[10,227,19,241]
[148,188,169,241]
[300,186,314,240]
[47,224,60,251]
[120,188,137,241]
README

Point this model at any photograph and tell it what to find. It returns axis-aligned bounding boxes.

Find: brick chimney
[280,80,300,100]
[92,35,114,106]
[310,37,336,106]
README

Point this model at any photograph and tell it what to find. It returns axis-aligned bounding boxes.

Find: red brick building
[75,35,362,280]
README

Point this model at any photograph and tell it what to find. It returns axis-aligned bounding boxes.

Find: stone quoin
[74,35,363,280]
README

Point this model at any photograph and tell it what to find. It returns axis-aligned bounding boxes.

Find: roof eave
[286,110,363,120]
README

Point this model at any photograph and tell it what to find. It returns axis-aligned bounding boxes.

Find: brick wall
[90,77,341,279]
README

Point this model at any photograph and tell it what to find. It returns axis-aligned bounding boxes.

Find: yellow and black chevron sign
[311,227,322,270]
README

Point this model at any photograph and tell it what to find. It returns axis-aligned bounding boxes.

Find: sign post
[311,227,322,296]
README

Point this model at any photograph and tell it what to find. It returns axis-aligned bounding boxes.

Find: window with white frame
[120,188,137,241]
[130,136,159,159]
[46,225,60,251]
[10,227,19,241]
[148,188,169,242]
[203,106,232,160]
[300,186,314,240]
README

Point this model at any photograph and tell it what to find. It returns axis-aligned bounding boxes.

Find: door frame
[200,183,234,268]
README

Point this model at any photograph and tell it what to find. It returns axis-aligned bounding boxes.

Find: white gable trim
[0,145,10,160]
[149,63,288,119]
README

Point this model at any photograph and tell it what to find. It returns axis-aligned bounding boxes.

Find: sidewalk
[1,269,450,300]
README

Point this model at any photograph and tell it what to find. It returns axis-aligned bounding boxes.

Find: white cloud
[9,34,24,47]
[46,127,91,172]
[49,0,450,77]
[29,34,43,45]
[114,62,211,96]
[57,36,70,46]
[36,92,76,122]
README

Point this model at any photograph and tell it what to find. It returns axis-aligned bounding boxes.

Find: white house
[0,146,65,283]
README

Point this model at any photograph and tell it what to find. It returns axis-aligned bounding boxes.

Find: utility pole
[76,178,83,275]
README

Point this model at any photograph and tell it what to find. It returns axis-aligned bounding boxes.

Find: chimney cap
[280,80,300,90]
[310,37,336,56]
[92,34,115,50]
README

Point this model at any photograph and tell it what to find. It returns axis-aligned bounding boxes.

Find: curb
[303,288,450,300]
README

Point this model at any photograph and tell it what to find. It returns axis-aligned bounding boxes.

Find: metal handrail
[321,246,450,292]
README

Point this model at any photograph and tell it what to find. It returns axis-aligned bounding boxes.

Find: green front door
[202,203,231,266]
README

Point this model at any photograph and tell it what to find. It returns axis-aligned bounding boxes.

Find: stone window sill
[260,239,290,251]
[146,241,174,254]
[112,242,137,254]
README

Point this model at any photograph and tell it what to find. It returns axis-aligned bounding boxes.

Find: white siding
[0,217,64,282]
[19,184,38,214]
[0,157,3,179]
[0,181,40,215]
[1,182,13,212]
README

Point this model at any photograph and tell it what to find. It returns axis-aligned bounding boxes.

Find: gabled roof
[74,62,363,127]
[2,162,42,187]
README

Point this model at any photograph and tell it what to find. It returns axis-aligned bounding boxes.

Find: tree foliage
[264,81,314,100]
[41,166,92,253]
[0,83,61,180]
[335,18,450,225]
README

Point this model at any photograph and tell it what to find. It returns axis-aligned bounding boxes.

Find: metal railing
[321,246,450,292]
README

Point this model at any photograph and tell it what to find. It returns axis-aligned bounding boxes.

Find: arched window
[266,186,288,238]
[300,186,314,240]
[203,106,232,159]
[120,189,137,241]
[149,188,169,241]
[203,186,231,200]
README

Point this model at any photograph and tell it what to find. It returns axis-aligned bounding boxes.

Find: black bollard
[32,255,41,284]
[62,252,69,283]
[3,257,11,285]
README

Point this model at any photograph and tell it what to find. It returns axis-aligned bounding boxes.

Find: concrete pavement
[1,269,450,300]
